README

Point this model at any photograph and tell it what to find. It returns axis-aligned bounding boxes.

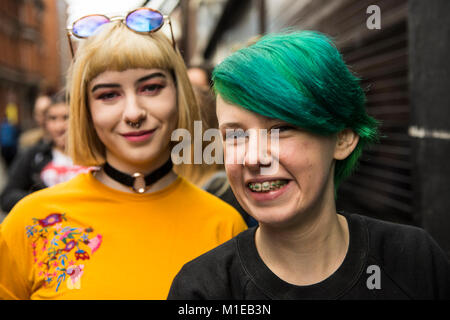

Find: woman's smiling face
[88,68,177,171]
[216,95,341,227]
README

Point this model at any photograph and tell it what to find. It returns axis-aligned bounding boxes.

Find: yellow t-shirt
[0,172,247,299]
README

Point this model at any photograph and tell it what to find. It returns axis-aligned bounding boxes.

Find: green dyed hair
[213,30,379,192]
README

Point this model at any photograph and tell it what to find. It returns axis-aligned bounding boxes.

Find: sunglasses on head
[66,7,176,57]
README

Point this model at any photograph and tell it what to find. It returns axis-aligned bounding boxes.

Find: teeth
[248,180,288,192]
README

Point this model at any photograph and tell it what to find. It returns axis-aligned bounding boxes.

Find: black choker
[103,159,173,193]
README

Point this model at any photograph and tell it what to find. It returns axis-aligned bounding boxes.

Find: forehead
[35,96,51,110]
[46,103,68,115]
[216,95,276,127]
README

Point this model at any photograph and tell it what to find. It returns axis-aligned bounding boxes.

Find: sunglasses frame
[66,7,176,57]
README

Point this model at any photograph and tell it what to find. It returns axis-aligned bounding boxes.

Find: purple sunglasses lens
[73,15,110,38]
[126,9,163,32]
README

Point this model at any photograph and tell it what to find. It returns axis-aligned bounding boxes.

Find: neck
[255,181,349,286]
[105,152,170,175]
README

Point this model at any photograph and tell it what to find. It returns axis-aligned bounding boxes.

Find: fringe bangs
[78,22,175,84]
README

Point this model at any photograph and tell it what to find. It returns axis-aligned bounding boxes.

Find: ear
[334,129,359,160]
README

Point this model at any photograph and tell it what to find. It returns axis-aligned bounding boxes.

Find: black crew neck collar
[237,213,369,299]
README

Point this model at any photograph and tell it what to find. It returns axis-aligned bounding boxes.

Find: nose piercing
[127,120,142,129]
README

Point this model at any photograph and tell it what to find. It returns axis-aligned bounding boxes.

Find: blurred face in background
[44,103,69,152]
[187,67,209,90]
[34,95,52,128]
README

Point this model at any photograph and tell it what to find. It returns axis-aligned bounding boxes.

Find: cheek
[279,141,312,171]
[45,122,55,135]
[150,95,178,129]
[224,163,243,187]
[89,104,118,134]
[223,143,241,165]
[224,163,247,206]
[279,140,330,187]
[166,105,178,129]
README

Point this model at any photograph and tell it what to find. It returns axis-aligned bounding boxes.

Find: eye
[224,129,248,143]
[271,124,295,132]
[96,91,120,101]
[139,83,164,95]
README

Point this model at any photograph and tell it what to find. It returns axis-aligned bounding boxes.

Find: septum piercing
[127,121,142,129]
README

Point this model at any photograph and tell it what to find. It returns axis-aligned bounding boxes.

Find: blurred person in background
[187,65,257,227]
[0,101,20,168]
[0,91,89,214]
[19,93,52,149]
[0,7,246,300]
[187,66,211,90]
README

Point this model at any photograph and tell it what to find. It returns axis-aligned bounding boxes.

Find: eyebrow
[219,122,244,130]
[219,118,283,131]
[137,72,166,83]
[90,72,167,93]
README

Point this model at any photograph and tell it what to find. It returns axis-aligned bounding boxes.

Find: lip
[245,178,292,202]
[121,129,156,142]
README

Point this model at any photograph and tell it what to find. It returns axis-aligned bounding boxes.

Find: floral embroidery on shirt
[25,213,102,292]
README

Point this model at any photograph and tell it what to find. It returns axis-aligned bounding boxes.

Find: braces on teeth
[248,180,288,192]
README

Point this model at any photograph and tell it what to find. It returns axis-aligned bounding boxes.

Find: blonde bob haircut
[67,22,201,178]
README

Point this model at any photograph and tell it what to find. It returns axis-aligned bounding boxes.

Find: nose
[122,93,146,124]
[241,129,271,166]
[243,129,279,175]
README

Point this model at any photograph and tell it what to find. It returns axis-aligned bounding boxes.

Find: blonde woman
[0,8,246,300]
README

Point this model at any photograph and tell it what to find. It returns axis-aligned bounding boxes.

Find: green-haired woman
[168,31,450,299]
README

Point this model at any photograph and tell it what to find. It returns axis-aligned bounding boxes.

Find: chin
[253,208,300,227]
[239,197,299,227]
[128,149,170,166]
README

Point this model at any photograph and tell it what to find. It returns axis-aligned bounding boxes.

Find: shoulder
[12,142,52,166]
[168,228,252,299]
[178,176,228,204]
[22,140,52,155]
[181,228,243,269]
[177,177,246,222]
[11,143,43,162]
[350,213,450,298]
[352,214,437,257]
[20,172,91,200]
[3,173,91,226]
[1,172,100,265]
[19,128,43,147]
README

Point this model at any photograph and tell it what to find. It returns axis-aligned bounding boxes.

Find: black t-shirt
[168,213,450,299]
